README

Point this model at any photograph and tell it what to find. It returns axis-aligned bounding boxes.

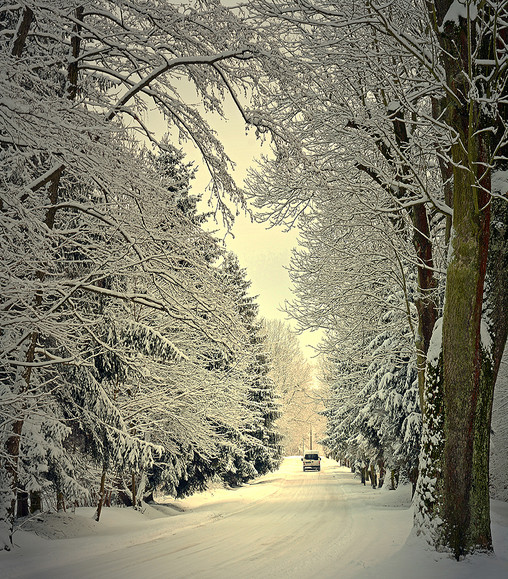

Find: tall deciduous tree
[414,1,508,557]
[246,0,507,557]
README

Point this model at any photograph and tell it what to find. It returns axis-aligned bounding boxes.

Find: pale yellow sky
[191,111,323,364]
[226,215,323,364]
[150,84,322,363]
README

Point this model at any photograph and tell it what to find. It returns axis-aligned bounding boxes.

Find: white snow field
[2,457,507,579]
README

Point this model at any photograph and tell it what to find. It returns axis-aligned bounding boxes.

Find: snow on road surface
[2,457,507,579]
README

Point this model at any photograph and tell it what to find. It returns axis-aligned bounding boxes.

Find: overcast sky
[202,104,325,363]
[153,85,322,363]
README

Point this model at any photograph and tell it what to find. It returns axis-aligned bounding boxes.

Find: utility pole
[310,425,313,450]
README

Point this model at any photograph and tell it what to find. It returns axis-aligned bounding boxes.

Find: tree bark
[369,463,377,489]
[390,468,399,491]
[390,107,439,411]
[11,7,33,57]
[29,491,41,514]
[16,490,28,519]
[420,1,502,557]
[441,124,491,556]
[56,491,66,513]
[377,459,385,488]
[94,465,108,522]
[131,472,137,509]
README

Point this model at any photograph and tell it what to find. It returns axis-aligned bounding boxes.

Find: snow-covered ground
[2,457,507,578]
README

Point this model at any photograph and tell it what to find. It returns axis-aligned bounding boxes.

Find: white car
[302,452,321,471]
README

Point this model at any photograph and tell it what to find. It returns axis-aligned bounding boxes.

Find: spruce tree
[220,253,283,484]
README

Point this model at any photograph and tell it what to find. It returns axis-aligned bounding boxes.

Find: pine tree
[217,253,283,486]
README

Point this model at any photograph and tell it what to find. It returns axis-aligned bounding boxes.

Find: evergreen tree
[322,291,421,491]
[217,253,283,486]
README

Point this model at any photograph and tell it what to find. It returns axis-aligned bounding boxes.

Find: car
[302,452,321,471]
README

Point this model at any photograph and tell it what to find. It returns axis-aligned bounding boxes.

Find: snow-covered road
[135,459,352,578]
[3,457,507,579]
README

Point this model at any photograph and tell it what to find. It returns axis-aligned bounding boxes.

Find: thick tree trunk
[441,133,492,555]
[369,463,377,489]
[417,93,494,560]
[415,168,495,555]
[416,1,504,557]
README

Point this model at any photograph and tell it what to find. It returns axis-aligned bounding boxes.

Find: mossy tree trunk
[419,0,507,558]
[441,129,492,556]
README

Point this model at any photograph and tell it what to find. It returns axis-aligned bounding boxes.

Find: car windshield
[304,454,319,460]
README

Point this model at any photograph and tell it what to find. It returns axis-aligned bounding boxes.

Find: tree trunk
[94,465,108,522]
[136,472,147,506]
[417,95,494,560]
[56,491,65,513]
[409,467,418,499]
[369,463,377,489]
[131,472,137,509]
[412,202,438,412]
[16,490,29,519]
[116,476,133,507]
[11,7,33,58]
[390,468,399,491]
[378,459,385,488]
[389,107,439,412]
[441,153,491,555]
[417,1,503,557]
[30,491,42,514]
